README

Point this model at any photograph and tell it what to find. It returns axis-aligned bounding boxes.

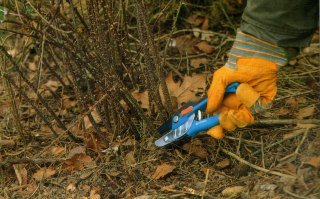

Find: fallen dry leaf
[283,163,297,174]
[33,167,56,181]
[125,151,136,166]
[195,41,214,54]
[165,72,207,106]
[66,183,76,192]
[216,158,230,169]
[17,184,37,197]
[161,184,177,192]
[28,55,39,71]
[64,153,95,173]
[190,58,208,68]
[200,166,214,175]
[43,80,60,92]
[90,187,101,199]
[151,163,176,180]
[131,90,149,110]
[274,108,290,116]
[50,146,65,156]
[63,95,77,109]
[296,105,315,119]
[186,14,205,26]
[173,35,199,54]
[85,134,106,152]
[83,108,102,129]
[285,97,306,107]
[304,156,320,168]
[28,62,37,71]
[13,164,28,185]
[221,186,245,197]
[67,146,86,158]
[201,17,209,30]
[182,138,209,159]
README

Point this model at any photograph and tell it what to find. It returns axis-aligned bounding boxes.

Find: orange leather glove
[206,31,289,139]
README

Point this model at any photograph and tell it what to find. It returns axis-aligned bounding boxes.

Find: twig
[165,53,207,61]
[26,1,72,34]
[0,56,25,138]
[236,132,242,155]
[252,128,312,156]
[260,137,265,168]
[225,136,260,145]
[35,33,46,94]
[0,139,15,147]
[295,128,309,153]
[0,158,63,167]
[76,171,94,187]
[253,119,320,125]
[221,148,296,179]
[165,61,184,79]
[279,128,310,162]
[283,187,311,199]
[275,91,313,101]
[157,29,228,41]
[5,185,29,192]
[201,168,210,199]
[218,0,236,33]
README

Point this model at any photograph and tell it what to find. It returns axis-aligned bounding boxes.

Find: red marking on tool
[181,106,193,116]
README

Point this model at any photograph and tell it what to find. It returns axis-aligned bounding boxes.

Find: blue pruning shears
[155,82,239,147]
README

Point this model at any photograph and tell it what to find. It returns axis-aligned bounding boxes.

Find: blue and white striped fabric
[226,31,288,69]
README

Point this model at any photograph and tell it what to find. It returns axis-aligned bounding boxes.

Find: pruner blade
[154,114,195,147]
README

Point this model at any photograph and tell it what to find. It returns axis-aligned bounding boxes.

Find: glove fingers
[236,57,278,102]
[206,67,235,113]
[220,107,254,131]
[229,107,254,128]
[220,111,237,131]
[236,83,260,108]
[213,95,241,115]
[206,58,277,114]
[207,125,225,139]
[253,80,277,103]
[236,83,275,113]
[222,94,242,110]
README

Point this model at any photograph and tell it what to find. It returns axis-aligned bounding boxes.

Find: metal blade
[155,114,195,147]
[157,102,195,134]
[157,116,173,134]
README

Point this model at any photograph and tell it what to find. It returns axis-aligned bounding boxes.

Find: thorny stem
[134,0,169,120]
[0,0,167,144]
[0,56,26,139]
[0,46,82,143]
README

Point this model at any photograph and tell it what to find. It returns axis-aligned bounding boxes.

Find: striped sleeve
[226,31,288,69]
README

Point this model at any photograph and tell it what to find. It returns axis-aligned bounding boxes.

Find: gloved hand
[206,31,289,139]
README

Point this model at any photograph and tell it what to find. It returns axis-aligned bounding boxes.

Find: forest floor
[1,1,320,199]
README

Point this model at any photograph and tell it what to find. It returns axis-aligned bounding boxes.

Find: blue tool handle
[225,82,239,93]
[188,82,240,114]
[187,114,220,137]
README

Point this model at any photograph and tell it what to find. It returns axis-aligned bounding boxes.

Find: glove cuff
[226,31,288,69]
